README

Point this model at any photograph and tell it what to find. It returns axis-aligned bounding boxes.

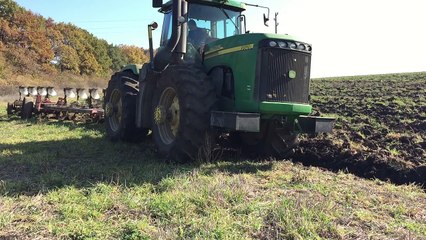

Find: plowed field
[294,72,426,187]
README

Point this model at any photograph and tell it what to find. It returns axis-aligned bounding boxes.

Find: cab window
[188,4,241,43]
[160,12,172,46]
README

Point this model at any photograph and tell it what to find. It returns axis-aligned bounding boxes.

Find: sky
[14,0,426,78]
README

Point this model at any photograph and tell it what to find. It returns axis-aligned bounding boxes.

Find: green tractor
[104,0,335,160]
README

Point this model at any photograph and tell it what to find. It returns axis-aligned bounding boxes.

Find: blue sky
[14,0,426,77]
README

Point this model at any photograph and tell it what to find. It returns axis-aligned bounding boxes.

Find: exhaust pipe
[152,0,188,70]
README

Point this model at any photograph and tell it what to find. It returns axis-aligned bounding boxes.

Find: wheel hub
[108,89,122,132]
[154,105,167,124]
[155,87,180,145]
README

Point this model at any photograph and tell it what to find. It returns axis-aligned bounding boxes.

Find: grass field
[1,73,426,239]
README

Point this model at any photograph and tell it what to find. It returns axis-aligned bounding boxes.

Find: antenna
[274,12,279,34]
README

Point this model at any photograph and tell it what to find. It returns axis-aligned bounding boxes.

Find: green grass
[0,102,425,239]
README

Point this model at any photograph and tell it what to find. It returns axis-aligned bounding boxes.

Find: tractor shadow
[0,113,103,131]
[43,118,105,132]
[0,136,186,196]
[0,124,273,196]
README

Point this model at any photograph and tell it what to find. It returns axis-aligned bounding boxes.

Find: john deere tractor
[104,0,335,160]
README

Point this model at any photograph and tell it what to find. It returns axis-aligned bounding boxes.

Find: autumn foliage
[0,0,149,78]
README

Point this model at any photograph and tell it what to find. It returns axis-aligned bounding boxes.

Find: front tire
[104,71,148,142]
[151,65,216,161]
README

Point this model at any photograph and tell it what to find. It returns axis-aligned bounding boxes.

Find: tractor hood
[204,33,309,60]
[202,33,313,113]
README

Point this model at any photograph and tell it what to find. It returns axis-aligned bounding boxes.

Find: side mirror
[263,13,269,27]
[150,22,158,30]
[153,0,163,8]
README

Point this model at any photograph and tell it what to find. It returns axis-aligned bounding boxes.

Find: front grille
[257,48,311,103]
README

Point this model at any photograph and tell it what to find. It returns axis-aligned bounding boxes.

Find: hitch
[296,115,336,133]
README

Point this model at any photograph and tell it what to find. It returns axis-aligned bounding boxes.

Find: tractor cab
[160,2,243,48]
[154,0,246,69]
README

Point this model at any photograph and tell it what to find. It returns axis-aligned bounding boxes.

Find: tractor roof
[160,0,246,12]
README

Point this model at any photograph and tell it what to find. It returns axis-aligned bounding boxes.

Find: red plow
[7,86,104,122]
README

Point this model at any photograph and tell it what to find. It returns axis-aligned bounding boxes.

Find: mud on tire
[151,65,216,162]
[104,71,148,142]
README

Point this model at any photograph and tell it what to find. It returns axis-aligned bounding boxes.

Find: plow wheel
[21,97,34,120]
[6,102,13,116]
[152,65,216,162]
[104,71,148,142]
[240,121,299,159]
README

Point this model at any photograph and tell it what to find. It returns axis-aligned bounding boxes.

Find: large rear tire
[104,71,149,142]
[21,97,34,120]
[151,65,216,162]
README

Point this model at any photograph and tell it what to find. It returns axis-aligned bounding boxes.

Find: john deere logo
[289,70,297,79]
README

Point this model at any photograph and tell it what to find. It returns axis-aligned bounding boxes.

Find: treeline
[0,0,149,78]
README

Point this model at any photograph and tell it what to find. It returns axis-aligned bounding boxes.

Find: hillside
[0,0,149,92]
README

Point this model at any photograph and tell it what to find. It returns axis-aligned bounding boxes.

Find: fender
[121,64,143,76]
[136,64,157,128]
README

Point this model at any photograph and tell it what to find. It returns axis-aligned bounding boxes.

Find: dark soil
[292,72,426,187]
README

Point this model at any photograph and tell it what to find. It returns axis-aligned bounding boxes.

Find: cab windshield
[160,4,242,47]
[188,4,242,40]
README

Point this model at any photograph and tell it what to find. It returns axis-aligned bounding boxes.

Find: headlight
[37,87,47,96]
[307,45,312,51]
[297,44,306,50]
[77,88,89,100]
[268,41,277,47]
[289,42,297,49]
[47,87,57,97]
[19,86,28,95]
[89,88,101,100]
[64,88,76,98]
[278,41,287,48]
[28,87,38,96]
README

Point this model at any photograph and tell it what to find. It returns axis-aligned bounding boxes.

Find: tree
[0,0,22,20]
[88,36,112,75]
[0,0,150,76]
[57,44,79,73]
[119,45,149,64]
[4,45,40,74]
[108,44,128,71]
[5,11,54,64]
[45,17,64,66]
[57,23,99,75]
[79,50,101,75]
[0,51,7,78]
